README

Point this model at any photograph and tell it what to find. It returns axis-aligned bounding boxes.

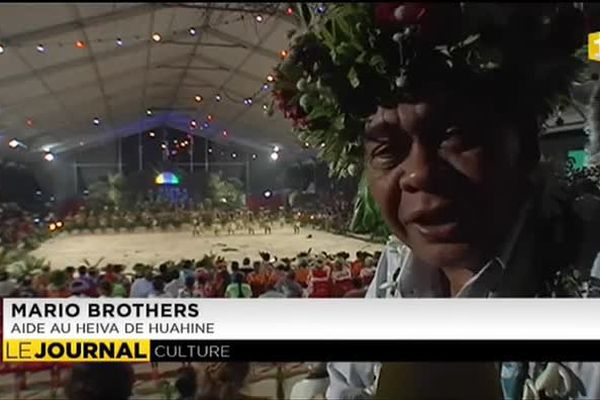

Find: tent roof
[0,3,302,158]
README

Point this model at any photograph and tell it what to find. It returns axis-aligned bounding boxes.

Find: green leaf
[347,67,360,88]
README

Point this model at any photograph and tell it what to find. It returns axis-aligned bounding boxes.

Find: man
[130,268,154,298]
[272,3,599,399]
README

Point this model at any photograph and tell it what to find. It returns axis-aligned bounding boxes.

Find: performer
[330,259,354,297]
[307,260,332,298]
[192,215,201,237]
[272,3,599,399]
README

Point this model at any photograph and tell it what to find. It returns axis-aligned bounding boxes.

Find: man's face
[365,94,531,270]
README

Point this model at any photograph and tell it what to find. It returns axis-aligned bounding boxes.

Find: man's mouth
[404,208,464,242]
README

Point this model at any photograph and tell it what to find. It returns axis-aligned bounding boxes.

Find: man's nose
[398,140,437,193]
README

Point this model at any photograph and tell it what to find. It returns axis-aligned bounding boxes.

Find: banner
[3,298,600,362]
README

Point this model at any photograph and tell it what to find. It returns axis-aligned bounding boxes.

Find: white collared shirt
[326,200,600,400]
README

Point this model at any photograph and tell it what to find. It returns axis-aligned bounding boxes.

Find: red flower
[374,3,403,28]
[374,3,462,44]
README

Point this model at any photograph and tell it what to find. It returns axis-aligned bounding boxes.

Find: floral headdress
[270,3,588,178]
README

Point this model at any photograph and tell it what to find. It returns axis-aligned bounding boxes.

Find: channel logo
[589,32,600,62]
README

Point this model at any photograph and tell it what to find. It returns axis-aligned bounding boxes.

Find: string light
[203,122,209,129]
[208,147,213,154]
[148,131,156,138]
[286,7,294,15]
[270,152,279,161]
[44,152,55,162]
[244,98,253,106]
[215,94,222,102]
[161,143,167,149]
[316,4,327,14]
[152,33,162,42]
[190,120,198,129]
[207,114,213,122]
[262,83,270,91]
[255,14,264,23]
[116,38,123,47]
[194,95,203,103]
[75,40,86,49]
[189,27,197,36]
[0,44,5,54]
[304,142,310,148]
[280,50,288,59]
[266,74,275,82]
[146,108,153,116]
[26,119,34,127]
[8,139,19,148]
[36,44,46,53]
[262,104,269,111]
[222,130,228,137]
[93,117,100,126]
[273,146,280,152]
[252,154,257,159]
[232,152,237,159]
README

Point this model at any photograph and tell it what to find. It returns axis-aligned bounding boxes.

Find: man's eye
[440,126,478,151]
[369,143,404,169]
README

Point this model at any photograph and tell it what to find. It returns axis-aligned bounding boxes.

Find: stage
[31,226,382,269]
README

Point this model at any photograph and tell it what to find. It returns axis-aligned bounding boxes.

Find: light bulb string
[0,13,245,48]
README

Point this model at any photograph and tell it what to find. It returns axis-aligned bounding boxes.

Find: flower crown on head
[269,3,588,178]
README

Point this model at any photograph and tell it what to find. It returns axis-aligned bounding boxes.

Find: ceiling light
[116,38,123,47]
[194,95,203,103]
[203,122,209,129]
[93,117,100,126]
[208,147,213,154]
[75,40,86,49]
[244,97,253,106]
[255,15,264,23]
[44,152,55,162]
[0,44,5,54]
[262,83,270,91]
[26,119,34,127]
[152,33,162,43]
[36,44,45,53]
[263,190,272,198]
[189,27,197,36]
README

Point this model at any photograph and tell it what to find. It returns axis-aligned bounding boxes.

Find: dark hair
[65,363,134,400]
[99,280,112,295]
[78,266,87,276]
[242,257,250,266]
[233,272,245,298]
[65,266,76,275]
[185,275,195,288]
[152,277,165,293]
[231,261,240,272]
[175,366,197,397]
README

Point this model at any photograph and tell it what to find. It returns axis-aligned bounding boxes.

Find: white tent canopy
[0,3,301,159]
